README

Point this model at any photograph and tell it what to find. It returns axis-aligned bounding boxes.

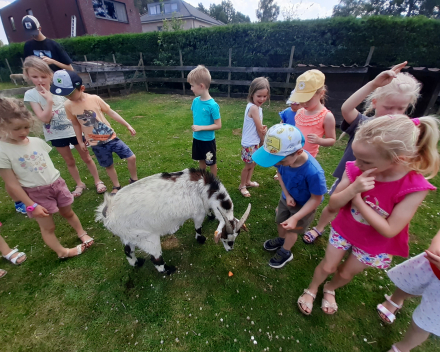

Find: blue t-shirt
[191,97,221,141]
[279,108,296,126]
[275,151,327,206]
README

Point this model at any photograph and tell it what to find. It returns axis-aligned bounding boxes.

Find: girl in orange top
[289,70,336,157]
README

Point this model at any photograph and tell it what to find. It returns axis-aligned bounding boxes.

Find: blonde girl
[0,98,93,259]
[297,115,438,316]
[23,56,106,196]
[239,77,269,197]
[303,62,421,244]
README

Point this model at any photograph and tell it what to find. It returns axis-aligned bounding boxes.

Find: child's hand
[262,125,268,135]
[425,250,440,270]
[281,216,301,231]
[79,142,88,152]
[33,205,49,218]
[352,168,376,194]
[41,56,56,66]
[192,125,202,132]
[285,194,296,207]
[38,86,53,103]
[371,61,407,89]
[127,126,136,136]
[307,133,320,144]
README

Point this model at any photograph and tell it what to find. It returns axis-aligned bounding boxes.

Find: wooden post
[5,59,16,85]
[112,54,116,64]
[20,57,24,66]
[140,52,148,92]
[364,46,375,66]
[284,46,295,99]
[104,72,112,97]
[84,55,88,62]
[227,48,232,98]
[179,49,185,95]
[128,55,143,94]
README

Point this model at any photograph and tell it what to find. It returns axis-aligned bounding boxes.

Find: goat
[10,74,26,85]
[96,168,251,275]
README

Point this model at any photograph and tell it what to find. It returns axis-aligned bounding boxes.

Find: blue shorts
[91,138,134,168]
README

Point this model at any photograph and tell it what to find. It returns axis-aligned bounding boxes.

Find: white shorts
[387,253,440,336]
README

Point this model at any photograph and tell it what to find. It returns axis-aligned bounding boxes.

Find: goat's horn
[236,203,251,231]
[217,207,234,234]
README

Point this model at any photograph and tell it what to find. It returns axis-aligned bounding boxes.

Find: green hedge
[0,16,439,81]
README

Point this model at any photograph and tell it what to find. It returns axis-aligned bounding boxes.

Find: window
[9,17,16,31]
[164,3,178,13]
[93,0,128,23]
[26,9,33,15]
[149,4,161,15]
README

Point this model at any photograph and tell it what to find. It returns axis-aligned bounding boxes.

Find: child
[239,77,269,197]
[302,62,421,244]
[0,221,27,278]
[378,229,440,352]
[0,98,93,259]
[187,65,221,176]
[23,56,106,196]
[297,115,438,316]
[290,70,336,158]
[252,124,327,268]
[50,70,138,195]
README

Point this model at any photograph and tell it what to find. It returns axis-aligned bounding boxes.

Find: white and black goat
[96,168,251,274]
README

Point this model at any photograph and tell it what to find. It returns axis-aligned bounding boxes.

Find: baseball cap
[286,89,299,105]
[252,124,305,167]
[50,70,83,96]
[22,16,40,36]
[289,70,325,103]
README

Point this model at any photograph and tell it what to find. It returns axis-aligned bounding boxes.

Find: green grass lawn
[0,93,439,352]
[0,81,30,90]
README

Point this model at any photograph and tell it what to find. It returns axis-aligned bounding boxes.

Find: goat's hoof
[207,213,215,221]
[165,264,176,275]
[196,235,206,244]
[135,258,145,267]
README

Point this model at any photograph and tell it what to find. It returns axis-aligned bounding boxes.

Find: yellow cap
[288,70,325,103]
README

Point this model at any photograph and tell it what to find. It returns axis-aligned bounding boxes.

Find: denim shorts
[91,138,134,168]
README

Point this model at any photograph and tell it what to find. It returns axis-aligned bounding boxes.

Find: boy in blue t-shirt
[279,89,300,125]
[252,124,327,268]
[187,65,221,176]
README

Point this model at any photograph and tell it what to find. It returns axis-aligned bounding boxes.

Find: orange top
[295,106,329,157]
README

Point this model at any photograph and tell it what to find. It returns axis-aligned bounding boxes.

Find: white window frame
[164,3,178,13]
[93,0,129,23]
[149,4,161,15]
[9,16,16,31]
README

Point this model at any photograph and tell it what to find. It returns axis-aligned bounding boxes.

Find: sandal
[95,181,107,194]
[246,181,259,188]
[78,233,94,248]
[71,183,86,197]
[273,174,279,180]
[297,289,316,315]
[321,283,338,315]
[129,178,138,184]
[391,345,401,352]
[3,248,27,265]
[110,186,121,196]
[303,227,323,244]
[377,294,403,324]
[0,269,7,278]
[239,186,251,198]
[58,244,87,260]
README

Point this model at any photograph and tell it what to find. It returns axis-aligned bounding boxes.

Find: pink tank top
[295,106,329,157]
[332,162,436,257]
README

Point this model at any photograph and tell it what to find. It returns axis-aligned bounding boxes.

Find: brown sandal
[72,183,86,197]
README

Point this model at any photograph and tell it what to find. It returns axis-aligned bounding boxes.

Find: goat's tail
[95,193,115,223]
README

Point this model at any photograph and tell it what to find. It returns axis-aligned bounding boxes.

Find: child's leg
[278,224,297,250]
[379,287,414,323]
[105,164,121,194]
[391,319,430,352]
[126,154,138,181]
[209,164,217,177]
[0,235,26,264]
[58,205,93,246]
[198,160,207,170]
[303,205,337,242]
[74,144,102,185]
[56,146,84,187]
[239,162,255,189]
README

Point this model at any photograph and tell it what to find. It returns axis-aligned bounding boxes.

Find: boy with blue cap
[252,124,327,268]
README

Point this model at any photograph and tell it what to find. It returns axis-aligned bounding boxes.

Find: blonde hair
[354,114,439,179]
[187,65,211,89]
[22,56,53,83]
[247,77,270,104]
[0,97,39,136]
[364,72,421,116]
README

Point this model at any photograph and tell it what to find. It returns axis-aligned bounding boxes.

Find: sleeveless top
[241,102,263,147]
[295,106,329,157]
[332,162,436,257]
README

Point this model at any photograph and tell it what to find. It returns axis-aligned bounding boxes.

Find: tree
[256,0,280,22]
[281,0,315,20]
[198,1,251,24]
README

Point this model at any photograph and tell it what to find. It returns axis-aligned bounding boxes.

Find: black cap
[50,70,83,96]
[22,16,40,36]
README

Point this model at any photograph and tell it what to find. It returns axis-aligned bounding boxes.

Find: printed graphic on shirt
[33,50,52,58]
[76,110,114,146]
[44,108,72,134]
[18,151,48,173]
[351,195,389,225]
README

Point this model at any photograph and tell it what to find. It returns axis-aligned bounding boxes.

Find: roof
[140,0,224,26]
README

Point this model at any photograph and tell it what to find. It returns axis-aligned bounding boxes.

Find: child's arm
[106,109,136,136]
[351,190,428,238]
[426,229,440,269]
[28,87,54,123]
[66,108,87,152]
[0,169,49,218]
[248,105,267,143]
[280,194,322,231]
[307,111,336,146]
[341,61,407,124]
[40,56,74,71]
[277,170,295,207]
[192,118,222,132]
[327,168,376,212]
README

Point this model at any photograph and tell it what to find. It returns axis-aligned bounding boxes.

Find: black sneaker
[269,249,293,268]
[263,237,285,251]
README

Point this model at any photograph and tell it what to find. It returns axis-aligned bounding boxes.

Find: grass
[0,93,439,352]
[0,81,30,90]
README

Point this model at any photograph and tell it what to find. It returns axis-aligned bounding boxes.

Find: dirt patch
[232,128,242,136]
[132,115,146,119]
[161,235,180,249]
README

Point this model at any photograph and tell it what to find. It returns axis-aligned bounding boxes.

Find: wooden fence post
[284,46,295,99]
[5,59,16,85]
[112,54,116,64]
[179,49,185,95]
[84,55,88,62]
[227,48,232,98]
[140,52,148,92]
[128,53,143,94]
[364,46,375,66]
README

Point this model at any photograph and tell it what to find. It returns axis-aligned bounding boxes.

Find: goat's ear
[214,230,221,244]
[240,223,249,232]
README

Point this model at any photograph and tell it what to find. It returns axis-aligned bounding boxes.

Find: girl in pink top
[289,70,336,157]
[297,115,439,316]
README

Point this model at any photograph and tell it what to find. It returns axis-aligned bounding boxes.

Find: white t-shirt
[24,88,76,141]
[241,102,263,147]
[0,137,60,188]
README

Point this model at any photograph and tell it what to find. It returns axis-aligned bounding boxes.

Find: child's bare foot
[110,186,121,196]
[239,186,251,197]
[3,249,27,265]
[78,233,94,248]
[0,269,7,278]
[58,244,87,259]
[377,295,403,324]
[297,289,317,315]
[321,282,338,314]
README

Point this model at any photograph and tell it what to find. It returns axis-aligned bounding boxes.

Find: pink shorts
[23,177,74,217]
